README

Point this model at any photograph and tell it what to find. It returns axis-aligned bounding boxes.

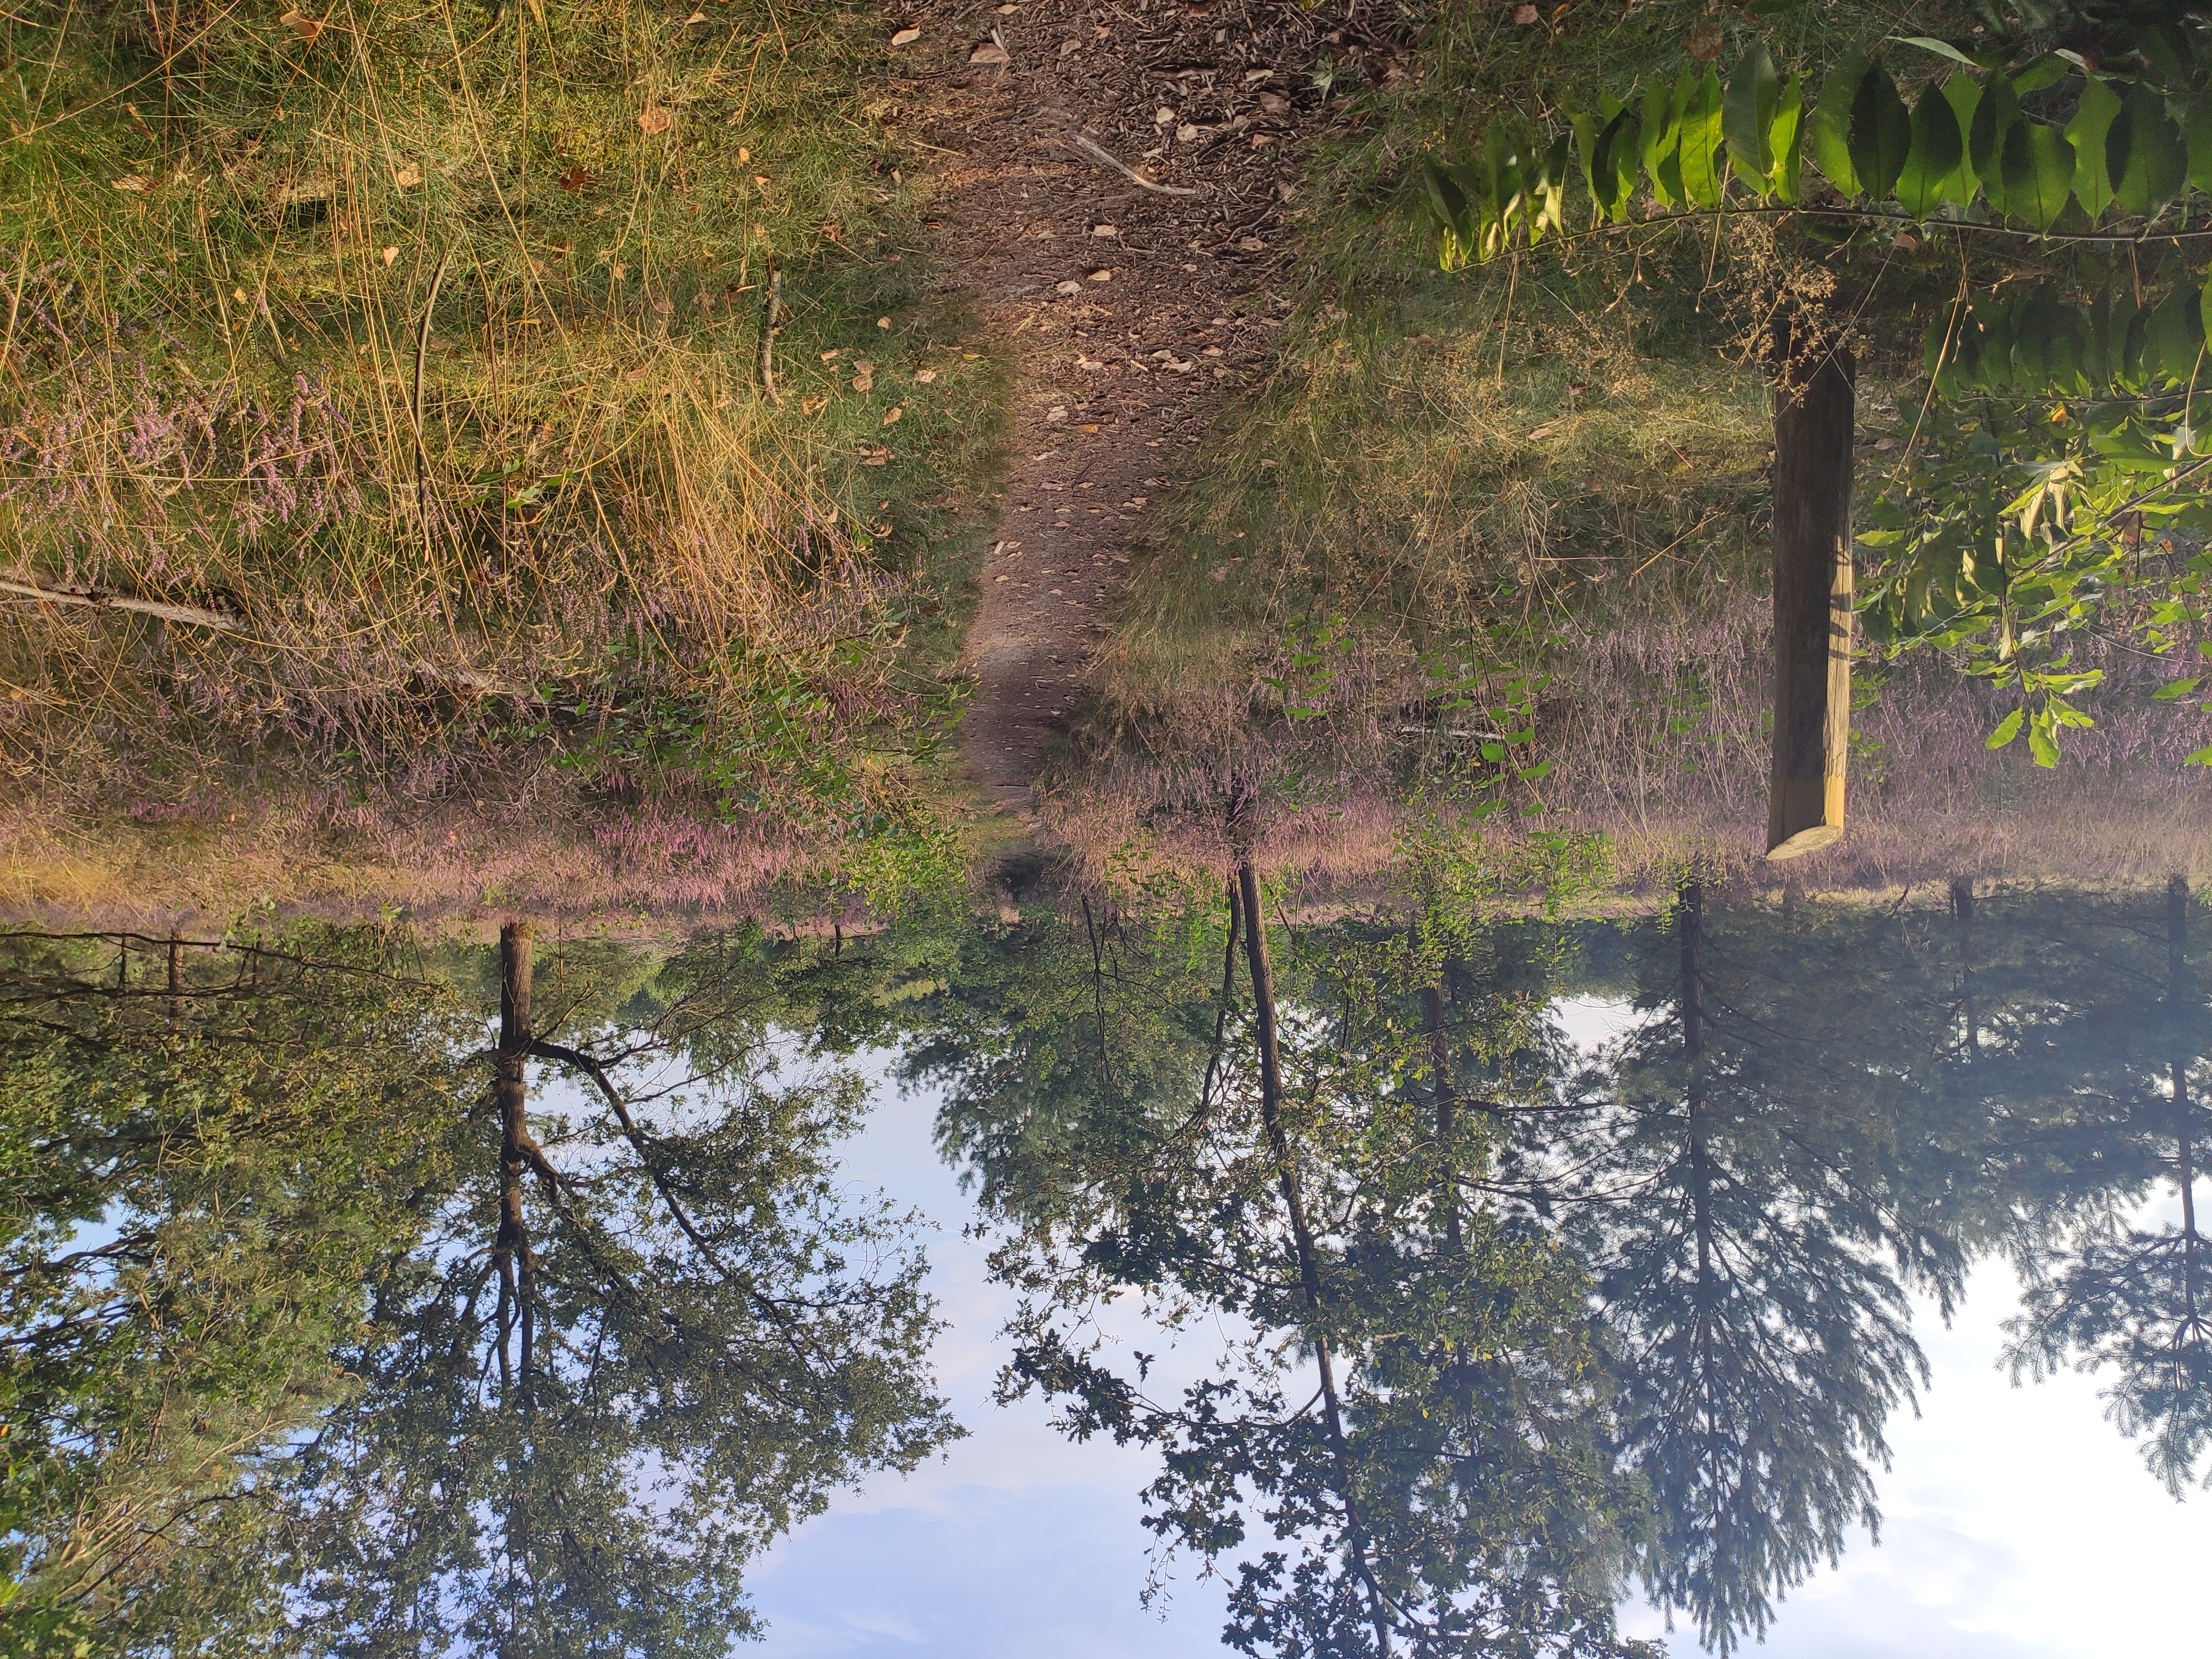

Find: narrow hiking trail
[889,0,1399,821]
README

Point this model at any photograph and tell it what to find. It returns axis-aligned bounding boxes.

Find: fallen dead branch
[1061,129,1201,197]
[0,574,242,632]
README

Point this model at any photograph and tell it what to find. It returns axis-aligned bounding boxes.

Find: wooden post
[1767,324,1856,859]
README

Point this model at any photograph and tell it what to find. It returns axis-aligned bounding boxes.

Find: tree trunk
[1767,325,1856,859]
[2169,877,2199,1333]
[1952,877,1976,1065]
[1236,862,1391,1657]
[1421,974,1462,1254]
[496,921,538,1404]
[1681,883,1720,1448]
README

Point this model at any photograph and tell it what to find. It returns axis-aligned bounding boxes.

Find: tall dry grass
[0,0,995,834]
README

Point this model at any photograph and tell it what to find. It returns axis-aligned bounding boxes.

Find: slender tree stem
[1238,861,1392,1657]
[2169,877,2199,1334]
[496,921,537,1407]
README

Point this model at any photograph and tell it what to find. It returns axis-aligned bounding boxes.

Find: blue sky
[748,1050,2211,1659]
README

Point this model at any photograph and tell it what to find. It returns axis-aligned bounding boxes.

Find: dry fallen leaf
[638,106,673,135]
[877,315,891,328]
[890,25,921,44]
[884,406,903,425]
[392,163,422,189]
[801,395,828,414]
[1088,268,1112,282]
[1055,280,1082,295]
[968,40,1009,63]
[1237,235,1265,251]
[736,146,750,161]
[1175,123,1204,143]
[914,368,937,383]
[1058,38,1078,56]
[381,246,399,266]
[1257,91,1290,113]
[1512,3,1538,22]
[278,9,322,41]
[1527,424,1557,440]
[1687,19,1721,60]
[682,9,706,22]
[557,164,592,191]
[111,174,150,193]
[820,348,843,361]
[1091,223,1118,237]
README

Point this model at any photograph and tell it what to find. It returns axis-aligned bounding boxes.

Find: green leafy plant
[1423,32,2212,263]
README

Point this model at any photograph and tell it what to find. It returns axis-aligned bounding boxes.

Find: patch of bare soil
[885,0,1395,823]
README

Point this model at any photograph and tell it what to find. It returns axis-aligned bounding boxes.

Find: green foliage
[1416,15,2212,770]
[0,924,959,1656]
[1424,26,2212,265]
[0,927,464,1652]
[1855,287,2212,762]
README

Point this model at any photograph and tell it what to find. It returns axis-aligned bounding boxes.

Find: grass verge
[0,0,1004,908]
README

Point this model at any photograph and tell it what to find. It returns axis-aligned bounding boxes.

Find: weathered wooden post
[1767,324,1855,859]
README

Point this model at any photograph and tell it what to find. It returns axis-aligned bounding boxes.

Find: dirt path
[892,0,1376,821]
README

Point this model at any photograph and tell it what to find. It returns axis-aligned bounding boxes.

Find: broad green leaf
[1532,130,1573,240]
[2153,676,2204,700]
[1892,35,1977,67]
[2187,95,2212,194]
[1769,73,1804,201]
[1848,59,1912,198]
[1896,84,1963,215]
[2136,20,2196,81]
[2012,52,2070,95]
[1809,48,1870,195]
[1569,109,1603,203]
[2147,283,2205,383]
[1940,74,1982,200]
[1592,106,1642,221]
[1986,708,2024,748]
[1723,42,1783,183]
[1483,118,1527,252]
[2185,745,2212,765]
[2109,80,2187,214]
[1641,76,1683,207]
[2200,263,2212,356]
[1969,71,2020,207]
[2085,291,2123,383]
[1658,69,1698,204]
[1679,68,1728,209]
[1999,118,2074,229]
[1422,164,1472,236]
[2026,711,2060,766]
[2065,75,2123,219]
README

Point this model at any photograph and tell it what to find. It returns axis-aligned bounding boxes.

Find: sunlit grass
[0,0,999,851]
